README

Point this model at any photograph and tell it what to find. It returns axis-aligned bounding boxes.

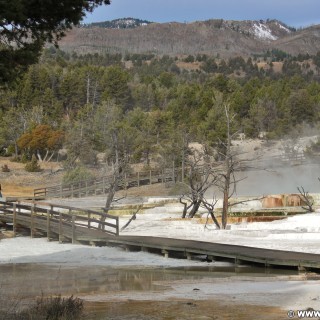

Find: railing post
[59,211,63,243]
[2,202,6,217]
[88,212,91,229]
[71,185,74,198]
[137,171,140,187]
[46,209,51,242]
[13,203,17,237]
[116,216,119,236]
[149,170,152,185]
[30,204,35,238]
[86,181,88,196]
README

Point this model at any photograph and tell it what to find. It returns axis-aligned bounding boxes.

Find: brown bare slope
[57,20,271,57]
[58,19,320,57]
[273,25,320,55]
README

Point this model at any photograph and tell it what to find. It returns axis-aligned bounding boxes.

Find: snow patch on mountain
[277,22,291,33]
[252,22,278,40]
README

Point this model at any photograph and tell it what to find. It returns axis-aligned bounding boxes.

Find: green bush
[62,166,94,185]
[21,153,31,163]
[168,182,189,196]
[25,155,42,172]
[6,145,16,156]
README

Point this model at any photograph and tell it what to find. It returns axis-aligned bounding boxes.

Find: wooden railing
[0,200,119,242]
[34,168,182,199]
[33,153,308,200]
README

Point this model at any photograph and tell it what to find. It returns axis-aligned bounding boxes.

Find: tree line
[1,49,320,170]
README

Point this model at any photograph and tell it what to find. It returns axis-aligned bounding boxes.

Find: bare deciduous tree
[297,186,314,212]
[179,146,218,219]
[212,102,249,229]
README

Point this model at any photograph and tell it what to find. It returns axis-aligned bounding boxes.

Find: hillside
[58,18,320,57]
[272,24,320,55]
[82,18,153,29]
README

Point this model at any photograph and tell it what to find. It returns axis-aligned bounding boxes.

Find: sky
[84,0,320,28]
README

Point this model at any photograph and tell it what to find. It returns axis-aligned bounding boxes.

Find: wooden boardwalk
[1,199,320,272]
[33,154,309,200]
[0,200,120,243]
[33,168,180,199]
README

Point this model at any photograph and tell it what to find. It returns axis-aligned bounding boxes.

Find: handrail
[0,200,119,237]
[34,168,181,199]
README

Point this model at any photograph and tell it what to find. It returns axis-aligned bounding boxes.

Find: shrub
[28,294,84,320]
[168,182,189,196]
[62,166,94,185]
[1,294,84,320]
[25,155,42,172]
[6,145,16,156]
[21,153,31,163]
[1,164,10,172]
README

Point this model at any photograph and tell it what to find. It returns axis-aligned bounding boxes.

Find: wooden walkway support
[105,235,320,271]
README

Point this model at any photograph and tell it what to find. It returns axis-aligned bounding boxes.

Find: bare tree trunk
[209,211,221,229]
[221,186,229,229]
[297,186,314,212]
[188,200,202,218]
[112,132,119,172]
[221,103,232,230]
[180,198,192,218]
[121,206,142,231]
[99,173,119,229]
[36,150,43,162]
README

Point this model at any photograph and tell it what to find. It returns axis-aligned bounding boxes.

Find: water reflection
[0,263,298,300]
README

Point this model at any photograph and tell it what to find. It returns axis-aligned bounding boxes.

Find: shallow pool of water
[0,264,301,319]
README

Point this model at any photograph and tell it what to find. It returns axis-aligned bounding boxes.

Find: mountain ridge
[81,17,153,29]
[59,18,320,57]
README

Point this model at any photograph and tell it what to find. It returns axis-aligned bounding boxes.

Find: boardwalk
[0,200,120,243]
[34,168,179,199]
[1,200,320,272]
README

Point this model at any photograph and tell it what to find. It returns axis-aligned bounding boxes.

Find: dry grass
[0,157,63,197]
[257,61,283,73]
[176,61,202,71]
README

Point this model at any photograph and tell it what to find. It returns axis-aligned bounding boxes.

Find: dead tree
[98,161,126,229]
[202,194,220,229]
[180,147,218,218]
[297,186,314,212]
[213,102,247,229]
[207,99,257,229]
[121,205,142,231]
